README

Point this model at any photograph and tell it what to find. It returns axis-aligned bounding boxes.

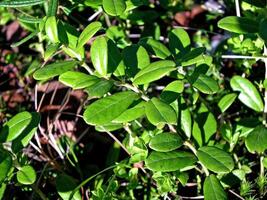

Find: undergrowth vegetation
[1,0,267,199]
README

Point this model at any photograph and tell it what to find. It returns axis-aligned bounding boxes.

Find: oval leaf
[45,16,59,43]
[145,151,196,172]
[245,125,267,153]
[218,93,237,113]
[192,74,219,94]
[218,16,259,34]
[133,60,176,85]
[230,75,263,112]
[140,38,171,59]
[145,98,177,126]
[56,174,81,200]
[91,36,108,76]
[17,165,36,185]
[204,175,227,200]
[83,91,139,125]
[160,80,184,103]
[33,61,77,80]
[103,0,126,16]
[77,21,102,49]
[149,132,183,152]
[197,146,234,173]
[59,71,100,89]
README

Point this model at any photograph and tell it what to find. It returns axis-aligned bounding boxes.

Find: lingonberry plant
[1,0,267,199]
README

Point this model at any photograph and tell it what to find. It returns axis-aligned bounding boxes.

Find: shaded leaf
[192,74,219,94]
[56,174,81,200]
[140,38,171,59]
[245,125,267,153]
[0,149,12,182]
[204,175,227,200]
[85,79,113,97]
[160,80,184,103]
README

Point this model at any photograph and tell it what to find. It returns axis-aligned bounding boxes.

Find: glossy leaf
[45,16,59,43]
[122,44,150,77]
[145,151,196,172]
[133,60,176,85]
[140,38,171,59]
[83,91,139,125]
[192,74,219,94]
[197,146,234,173]
[245,125,267,153]
[12,112,40,153]
[113,101,146,123]
[0,150,12,182]
[0,111,33,142]
[103,0,126,16]
[218,16,259,34]
[149,132,183,152]
[17,165,36,185]
[160,80,184,103]
[77,21,102,49]
[204,175,227,200]
[59,71,100,89]
[145,98,177,126]
[230,75,263,112]
[168,28,191,58]
[33,61,77,80]
[56,174,81,200]
[218,93,237,113]
[0,0,44,7]
[178,97,192,138]
[91,36,108,76]
[85,79,113,97]
[181,47,205,66]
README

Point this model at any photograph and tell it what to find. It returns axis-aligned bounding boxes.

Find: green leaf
[47,0,58,17]
[140,38,171,59]
[230,75,264,112]
[0,0,44,7]
[83,91,139,125]
[180,47,205,66]
[77,21,102,49]
[45,16,59,43]
[17,165,36,185]
[245,125,267,153]
[133,60,176,85]
[218,93,237,113]
[149,132,183,152]
[0,111,33,142]
[102,0,126,16]
[44,43,60,61]
[11,30,38,48]
[56,174,81,200]
[59,72,100,89]
[122,44,150,77]
[95,123,123,132]
[192,74,219,94]
[204,175,227,200]
[218,16,259,34]
[168,28,191,58]
[33,60,77,80]
[85,79,113,97]
[160,80,184,103]
[58,21,80,49]
[18,16,42,24]
[113,101,146,123]
[0,149,12,182]
[178,97,192,138]
[192,104,217,146]
[259,18,267,42]
[91,36,108,76]
[145,151,196,172]
[197,146,234,173]
[107,39,122,73]
[12,112,41,153]
[145,98,177,126]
